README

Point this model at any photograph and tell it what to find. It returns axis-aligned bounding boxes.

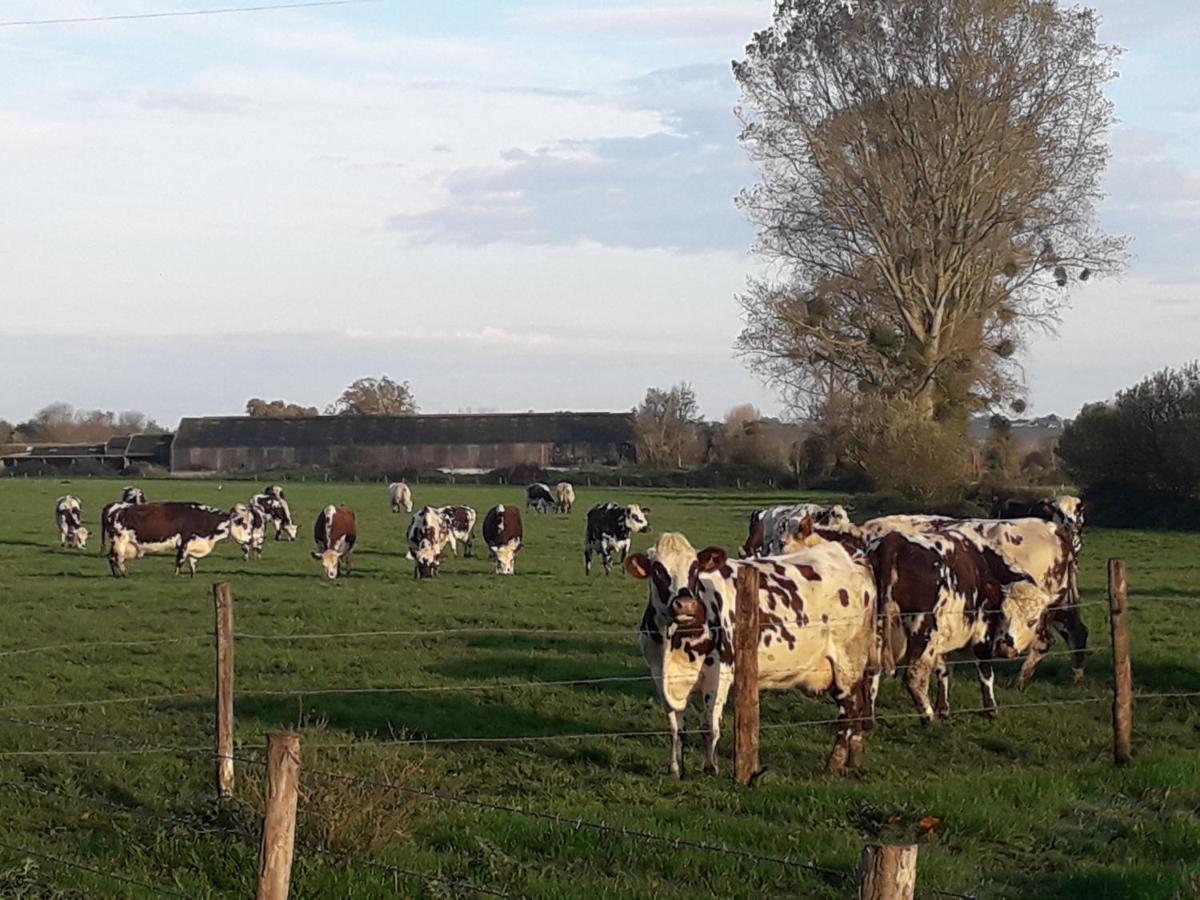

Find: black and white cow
[249,489,298,541]
[439,505,477,557]
[584,502,651,575]
[54,495,89,549]
[121,486,147,505]
[525,483,555,514]
[740,503,851,557]
[407,506,449,579]
[482,504,523,575]
[234,502,268,560]
[106,502,254,577]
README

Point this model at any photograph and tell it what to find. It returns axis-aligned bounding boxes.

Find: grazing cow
[482,504,523,575]
[525,483,555,514]
[121,486,146,505]
[993,495,1085,531]
[234,503,268,560]
[740,503,851,557]
[868,529,1038,721]
[863,514,1086,687]
[106,502,253,577]
[407,506,449,579]
[312,505,356,579]
[584,502,651,575]
[555,481,575,514]
[627,531,877,777]
[439,505,477,557]
[249,490,298,542]
[388,481,414,514]
[54,496,89,549]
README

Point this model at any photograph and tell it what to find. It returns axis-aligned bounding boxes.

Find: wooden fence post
[257,732,301,900]
[734,565,761,785]
[214,582,235,799]
[859,844,918,900]
[1108,559,1133,765]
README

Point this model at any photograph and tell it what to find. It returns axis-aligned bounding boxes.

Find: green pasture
[0,478,1196,898]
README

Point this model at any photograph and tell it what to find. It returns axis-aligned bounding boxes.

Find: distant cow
[54,495,89,549]
[312,505,356,579]
[234,503,268,560]
[525,483,554,514]
[740,503,851,557]
[439,505,477,557]
[407,506,449,579]
[106,502,253,577]
[249,490,298,541]
[584,502,651,575]
[482,504,523,575]
[627,531,877,777]
[994,495,1086,531]
[555,482,575,514]
[388,482,414,514]
[121,486,146,505]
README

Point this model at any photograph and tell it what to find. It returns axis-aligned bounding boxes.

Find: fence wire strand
[0,838,188,897]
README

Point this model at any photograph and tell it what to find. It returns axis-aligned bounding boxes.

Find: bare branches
[735,0,1127,419]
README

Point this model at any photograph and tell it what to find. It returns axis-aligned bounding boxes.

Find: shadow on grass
[232,692,599,744]
[996,865,1194,900]
[427,652,650,699]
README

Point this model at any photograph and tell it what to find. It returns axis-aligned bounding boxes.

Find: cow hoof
[1014,677,1030,692]
[1071,668,1086,686]
[703,762,718,777]
[935,708,950,720]
[982,706,998,719]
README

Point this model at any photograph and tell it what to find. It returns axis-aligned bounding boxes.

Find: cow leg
[1052,606,1090,685]
[701,677,731,776]
[933,659,951,720]
[846,679,871,769]
[977,660,998,717]
[584,546,593,576]
[901,630,936,723]
[667,708,685,779]
[827,688,854,774]
[464,535,474,558]
[1014,629,1053,691]
[601,547,613,576]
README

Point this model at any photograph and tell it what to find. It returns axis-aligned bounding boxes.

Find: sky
[1,0,1198,426]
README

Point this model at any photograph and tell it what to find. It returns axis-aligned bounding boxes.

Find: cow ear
[310,551,321,560]
[624,553,651,579]
[404,550,414,560]
[696,546,727,573]
[799,516,813,538]
[641,507,652,514]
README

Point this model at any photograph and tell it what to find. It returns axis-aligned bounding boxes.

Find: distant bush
[1058,363,1200,529]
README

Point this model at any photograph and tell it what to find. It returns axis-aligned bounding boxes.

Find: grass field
[0,477,1197,898]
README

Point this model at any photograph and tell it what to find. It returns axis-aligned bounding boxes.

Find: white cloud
[513,2,770,38]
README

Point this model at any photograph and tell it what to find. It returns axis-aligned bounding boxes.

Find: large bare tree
[734,0,1126,420]
[633,383,704,468]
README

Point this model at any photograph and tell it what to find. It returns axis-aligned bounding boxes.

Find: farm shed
[170,413,636,473]
[0,432,173,472]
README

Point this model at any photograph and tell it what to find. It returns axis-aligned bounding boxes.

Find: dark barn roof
[174,413,635,449]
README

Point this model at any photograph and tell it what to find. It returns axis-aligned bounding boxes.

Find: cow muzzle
[671,593,703,629]
[994,637,1019,660]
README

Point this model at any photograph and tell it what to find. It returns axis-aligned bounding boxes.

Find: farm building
[170,412,636,473]
[0,432,173,472]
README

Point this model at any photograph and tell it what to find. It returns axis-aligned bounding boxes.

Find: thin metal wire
[300,840,513,898]
[0,636,204,659]
[0,838,188,897]
[0,691,202,714]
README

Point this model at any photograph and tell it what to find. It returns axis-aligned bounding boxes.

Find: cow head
[990,582,1052,659]
[121,486,146,504]
[779,516,824,553]
[491,540,519,575]
[311,537,348,579]
[625,504,651,534]
[625,532,709,628]
[1051,495,1084,530]
[71,526,90,550]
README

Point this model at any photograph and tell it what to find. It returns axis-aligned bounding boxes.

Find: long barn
[170,412,636,473]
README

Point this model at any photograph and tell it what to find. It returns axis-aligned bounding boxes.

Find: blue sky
[1,0,1197,424]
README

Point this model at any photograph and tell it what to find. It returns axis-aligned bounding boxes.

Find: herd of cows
[50,481,1088,777]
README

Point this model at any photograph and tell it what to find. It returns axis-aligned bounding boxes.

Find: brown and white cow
[740,503,851,557]
[54,495,89,549]
[482,504,523,575]
[555,482,575,514]
[627,531,878,777]
[863,514,1086,687]
[439,505,477,557]
[106,502,253,577]
[312,504,356,579]
[388,482,414,514]
[250,488,298,541]
[994,495,1085,531]
[407,505,449,579]
[867,529,1053,721]
[234,502,268,560]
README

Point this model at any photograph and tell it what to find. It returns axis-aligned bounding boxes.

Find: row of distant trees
[246,376,417,418]
[0,404,163,446]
